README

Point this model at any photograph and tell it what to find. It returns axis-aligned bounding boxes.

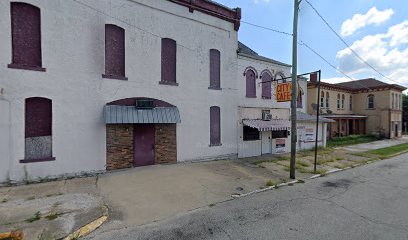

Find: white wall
[0,99,11,181]
[237,55,291,110]
[0,0,239,181]
[297,122,327,150]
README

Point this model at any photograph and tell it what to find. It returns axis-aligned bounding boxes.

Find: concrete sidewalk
[0,178,106,239]
[96,158,289,230]
[0,158,289,238]
[337,136,408,152]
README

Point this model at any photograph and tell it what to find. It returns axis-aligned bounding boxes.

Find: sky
[216,0,408,91]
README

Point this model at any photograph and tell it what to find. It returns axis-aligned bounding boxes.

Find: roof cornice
[167,0,241,31]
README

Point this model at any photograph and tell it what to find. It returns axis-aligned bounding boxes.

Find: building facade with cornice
[307,78,406,139]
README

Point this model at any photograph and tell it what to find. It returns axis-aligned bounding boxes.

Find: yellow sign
[276,82,301,102]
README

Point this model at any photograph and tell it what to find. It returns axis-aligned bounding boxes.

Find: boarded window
[104,24,126,79]
[25,97,52,160]
[209,49,220,89]
[261,72,272,99]
[349,95,353,111]
[10,2,42,68]
[161,38,177,84]
[342,94,345,109]
[243,126,260,141]
[210,106,221,146]
[246,69,256,98]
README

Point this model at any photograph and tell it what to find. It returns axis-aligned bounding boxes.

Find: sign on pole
[276,82,300,102]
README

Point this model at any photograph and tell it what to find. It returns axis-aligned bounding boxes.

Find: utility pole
[290,0,300,179]
[314,70,321,172]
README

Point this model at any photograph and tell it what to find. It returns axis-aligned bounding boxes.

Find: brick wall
[106,124,133,170]
[155,124,177,164]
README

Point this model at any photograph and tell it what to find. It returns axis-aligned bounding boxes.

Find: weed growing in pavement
[26,196,36,201]
[266,180,276,187]
[26,211,41,223]
[45,212,64,221]
[1,198,8,203]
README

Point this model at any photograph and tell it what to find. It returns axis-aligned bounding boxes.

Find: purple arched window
[261,71,272,99]
[103,24,126,80]
[161,38,177,85]
[9,2,43,71]
[209,49,221,89]
[210,106,221,146]
[245,69,256,98]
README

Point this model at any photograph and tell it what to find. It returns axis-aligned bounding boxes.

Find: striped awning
[104,105,181,124]
[243,119,290,132]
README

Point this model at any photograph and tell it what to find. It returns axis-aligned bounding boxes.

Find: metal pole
[290,0,300,179]
[314,70,321,172]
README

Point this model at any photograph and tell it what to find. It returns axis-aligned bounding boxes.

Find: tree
[403,93,408,134]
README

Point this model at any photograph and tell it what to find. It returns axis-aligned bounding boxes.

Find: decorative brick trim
[167,0,241,31]
[155,124,177,164]
[106,124,133,170]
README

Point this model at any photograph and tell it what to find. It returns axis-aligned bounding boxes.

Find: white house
[236,42,332,158]
[0,0,330,183]
[0,0,241,182]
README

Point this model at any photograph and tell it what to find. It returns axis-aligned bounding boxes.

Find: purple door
[133,124,155,167]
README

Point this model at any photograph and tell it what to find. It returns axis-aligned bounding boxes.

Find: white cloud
[253,0,271,3]
[335,20,408,87]
[340,7,394,37]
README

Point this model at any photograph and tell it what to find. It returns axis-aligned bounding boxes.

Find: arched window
[245,69,256,98]
[210,106,221,146]
[337,94,341,109]
[320,91,325,108]
[275,72,286,83]
[349,95,353,111]
[9,2,44,71]
[326,92,330,108]
[209,49,221,89]
[367,94,375,109]
[103,24,126,80]
[161,38,177,85]
[23,97,53,162]
[341,94,345,109]
[261,71,272,99]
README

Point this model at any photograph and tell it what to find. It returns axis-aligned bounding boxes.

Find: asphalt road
[90,153,408,240]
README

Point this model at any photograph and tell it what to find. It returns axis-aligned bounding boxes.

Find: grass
[1,198,8,203]
[266,179,276,187]
[26,211,41,223]
[296,159,311,167]
[327,135,380,148]
[367,143,408,157]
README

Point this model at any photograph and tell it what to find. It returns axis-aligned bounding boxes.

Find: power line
[241,21,293,36]
[303,0,403,86]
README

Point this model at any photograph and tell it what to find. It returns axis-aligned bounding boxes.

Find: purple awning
[243,119,290,132]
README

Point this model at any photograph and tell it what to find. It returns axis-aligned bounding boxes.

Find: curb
[230,153,404,199]
[63,215,108,240]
